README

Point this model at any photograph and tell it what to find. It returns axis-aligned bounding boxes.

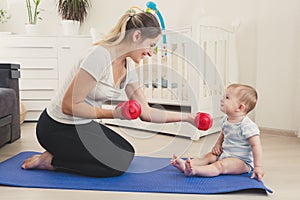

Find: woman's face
[129,34,160,63]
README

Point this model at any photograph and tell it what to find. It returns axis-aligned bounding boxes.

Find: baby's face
[220,87,241,115]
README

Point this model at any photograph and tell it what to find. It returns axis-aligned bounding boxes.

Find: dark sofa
[0,63,21,147]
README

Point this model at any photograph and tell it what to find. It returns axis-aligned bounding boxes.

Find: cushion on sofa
[0,88,16,118]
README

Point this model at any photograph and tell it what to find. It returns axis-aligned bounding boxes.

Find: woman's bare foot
[184,158,194,176]
[170,154,186,172]
[21,151,55,171]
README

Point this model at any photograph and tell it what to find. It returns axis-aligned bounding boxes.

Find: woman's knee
[87,165,127,177]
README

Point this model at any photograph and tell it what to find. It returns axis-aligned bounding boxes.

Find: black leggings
[36,110,135,177]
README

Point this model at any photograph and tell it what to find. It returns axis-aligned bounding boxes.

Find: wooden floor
[1,122,300,200]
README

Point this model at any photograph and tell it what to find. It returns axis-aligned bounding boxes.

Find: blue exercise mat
[0,151,272,194]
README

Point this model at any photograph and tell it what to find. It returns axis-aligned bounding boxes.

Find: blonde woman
[22,11,196,177]
[171,84,264,181]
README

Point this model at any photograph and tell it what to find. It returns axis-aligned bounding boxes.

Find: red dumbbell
[194,112,213,131]
[115,100,142,120]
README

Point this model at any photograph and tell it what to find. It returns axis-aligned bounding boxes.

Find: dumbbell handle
[115,100,142,120]
[194,112,213,131]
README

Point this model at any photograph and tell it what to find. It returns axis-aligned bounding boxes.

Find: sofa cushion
[0,124,11,147]
[0,88,16,118]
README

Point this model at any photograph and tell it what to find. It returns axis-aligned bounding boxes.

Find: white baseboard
[260,127,297,137]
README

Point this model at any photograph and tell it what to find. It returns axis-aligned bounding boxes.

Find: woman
[22,11,196,177]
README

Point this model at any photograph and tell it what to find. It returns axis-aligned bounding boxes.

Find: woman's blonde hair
[95,12,161,46]
[228,83,258,114]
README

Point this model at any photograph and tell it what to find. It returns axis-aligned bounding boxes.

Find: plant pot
[25,23,39,35]
[61,20,80,35]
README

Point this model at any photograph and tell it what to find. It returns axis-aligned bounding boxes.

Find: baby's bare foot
[22,151,55,171]
[170,154,186,172]
[184,158,194,176]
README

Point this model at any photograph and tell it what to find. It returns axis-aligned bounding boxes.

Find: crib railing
[138,24,238,106]
[193,24,239,119]
[102,23,239,139]
[138,27,192,106]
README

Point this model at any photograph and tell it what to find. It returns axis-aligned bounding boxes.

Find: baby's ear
[237,103,246,112]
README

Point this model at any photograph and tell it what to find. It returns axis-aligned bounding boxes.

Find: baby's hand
[251,166,264,181]
[211,144,222,156]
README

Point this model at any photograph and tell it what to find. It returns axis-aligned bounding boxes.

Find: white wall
[298,22,300,136]
[0,0,194,35]
[83,0,195,35]
[0,0,60,34]
[297,52,300,136]
[255,0,299,131]
[1,0,299,132]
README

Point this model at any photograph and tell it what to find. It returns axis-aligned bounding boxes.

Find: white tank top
[47,46,139,124]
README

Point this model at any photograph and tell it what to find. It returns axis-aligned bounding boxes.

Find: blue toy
[145,1,166,44]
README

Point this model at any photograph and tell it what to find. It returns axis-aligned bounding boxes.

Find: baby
[171,83,264,181]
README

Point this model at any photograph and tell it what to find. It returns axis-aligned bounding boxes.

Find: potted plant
[25,0,42,34]
[57,0,91,35]
[0,8,10,32]
[0,9,10,24]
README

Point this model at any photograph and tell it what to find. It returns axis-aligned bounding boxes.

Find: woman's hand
[194,112,213,130]
[114,100,142,120]
[113,106,126,120]
[186,113,197,125]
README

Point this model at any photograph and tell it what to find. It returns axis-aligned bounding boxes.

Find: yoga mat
[0,151,272,194]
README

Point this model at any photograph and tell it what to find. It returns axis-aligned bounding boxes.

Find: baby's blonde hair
[228,83,258,114]
[95,12,161,46]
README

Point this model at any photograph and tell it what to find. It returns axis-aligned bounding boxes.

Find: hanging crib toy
[128,1,167,57]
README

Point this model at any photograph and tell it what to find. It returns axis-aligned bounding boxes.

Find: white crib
[102,21,239,140]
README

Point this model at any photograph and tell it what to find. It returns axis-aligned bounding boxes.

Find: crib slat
[156,45,162,99]
[218,31,225,88]
[225,32,230,86]
[184,41,189,101]
[218,29,223,95]
[147,57,153,100]
[177,41,183,102]
[166,42,172,101]
[139,60,144,93]
[102,24,239,140]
